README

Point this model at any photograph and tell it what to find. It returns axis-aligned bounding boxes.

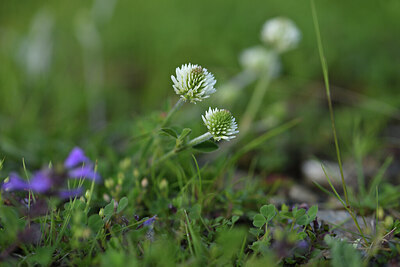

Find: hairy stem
[161,98,185,128]
[152,132,213,168]
[186,132,213,147]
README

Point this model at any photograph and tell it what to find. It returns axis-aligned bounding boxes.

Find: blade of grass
[375,186,379,234]
[321,163,368,244]
[368,156,392,196]
[230,118,301,166]
[192,154,203,202]
[310,0,349,206]
[312,181,336,198]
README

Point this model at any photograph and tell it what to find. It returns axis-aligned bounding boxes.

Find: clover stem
[240,73,271,136]
[151,132,213,169]
[263,223,268,241]
[186,132,213,147]
[161,98,185,127]
[152,149,177,168]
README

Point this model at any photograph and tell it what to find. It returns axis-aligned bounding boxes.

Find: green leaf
[231,215,240,224]
[0,206,24,246]
[88,214,104,233]
[324,235,361,267]
[307,205,318,221]
[297,215,309,226]
[117,197,128,214]
[189,204,202,221]
[111,224,122,234]
[307,230,316,241]
[260,204,276,221]
[253,214,267,228]
[104,200,115,221]
[160,128,178,139]
[297,232,307,240]
[294,209,306,220]
[178,128,192,141]
[249,228,264,238]
[279,210,293,219]
[27,246,54,266]
[193,140,219,153]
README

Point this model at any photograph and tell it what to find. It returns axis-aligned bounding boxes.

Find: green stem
[161,98,185,128]
[152,149,177,168]
[311,0,349,206]
[263,223,269,241]
[240,73,271,136]
[186,132,213,147]
[151,132,213,168]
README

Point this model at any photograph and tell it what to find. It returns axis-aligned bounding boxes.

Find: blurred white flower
[202,107,239,141]
[18,9,54,78]
[239,46,281,77]
[261,17,301,53]
[171,63,216,103]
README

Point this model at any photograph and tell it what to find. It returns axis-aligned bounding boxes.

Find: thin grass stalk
[310,0,349,206]
[321,164,368,244]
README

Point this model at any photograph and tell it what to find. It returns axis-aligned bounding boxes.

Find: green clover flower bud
[171,63,216,103]
[202,107,239,141]
[261,17,301,53]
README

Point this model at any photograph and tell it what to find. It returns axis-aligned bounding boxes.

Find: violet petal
[29,170,53,193]
[64,147,90,169]
[2,173,30,191]
[143,215,157,227]
[59,188,83,199]
[68,165,101,182]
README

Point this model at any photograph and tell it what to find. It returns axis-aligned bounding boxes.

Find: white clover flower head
[261,17,301,53]
[202,107,239,141]
[239,46,281,77]
[171,63,217,103]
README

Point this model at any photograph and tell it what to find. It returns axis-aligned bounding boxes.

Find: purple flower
[142,215,157,226]
[2,171,52,193]
[68,165,100,182]
[29,170,53,193]
[136,215,157,229]
[59,187,83,199]
[64,147,101,182]
[64,147,90,169]
[2,173,29,191]
[143,215,157,227]
[1,147,100,198]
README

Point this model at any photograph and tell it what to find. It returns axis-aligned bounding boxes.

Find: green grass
[1,0,400,266]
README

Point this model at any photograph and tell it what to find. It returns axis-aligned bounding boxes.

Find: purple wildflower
[1,147,100,198]
[2,173,29,191]
[136,215,157,229]
[64,147,101,182]
[59,187,84,199]
[64,147,90,169]
[68,165,100,182]
[2,171,52,193]
[143,215,157,227]
[29,170,53,193]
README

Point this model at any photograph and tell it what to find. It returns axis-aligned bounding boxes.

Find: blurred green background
[1,0,399,171]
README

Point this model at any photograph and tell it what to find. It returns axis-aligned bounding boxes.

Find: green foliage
[160,128,178,139]
[192,140,219,153]
[324,235,362,267]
